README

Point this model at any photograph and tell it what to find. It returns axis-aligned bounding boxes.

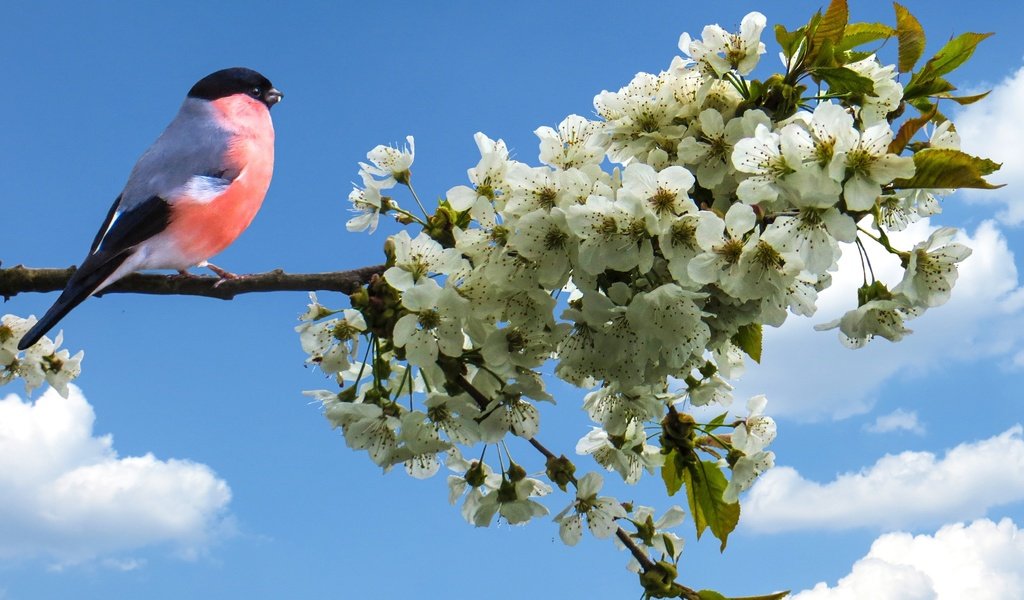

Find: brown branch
[452,372,699,598]
[615,528,658,572]
[0,263,386,301]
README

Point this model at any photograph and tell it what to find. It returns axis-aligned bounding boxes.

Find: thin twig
[527,437,557,460]
[615,528,657,571]
[452,372,700,595]
[0,263,386,301]
[454,374,491,411]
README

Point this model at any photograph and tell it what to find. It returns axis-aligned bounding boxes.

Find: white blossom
[425,393,482,445]
[594,72,683,165]
[471,472,551,527]
[619,163,697,233]
[679,12,767,76]
[722,395,776,503]
[507,208,575,288]
[893,227,972,307]
[384,231,467,292]
[731,124,800,205]
[360,135,415,187]
[627,505,686,567]
[688,203,758,290]
[583,387,665,436]
[565,194,655,275]
[816,296,919,348]
[840,123,916,211]
[393,411,452,479]
[347,171,393,234]
[535,114,605,169]
[296,308,366,375]
[0,315,34,368]
[479,395,541,441]
[553,472,627,545]
[576,423,662,484]
[845,56,904,125]
[679,108,770,189]
[763,207,855,276]
[393,282,468,367]
[447,133,510,211]
[330,402,401,467]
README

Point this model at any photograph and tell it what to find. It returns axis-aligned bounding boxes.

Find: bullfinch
[18,67,282,350]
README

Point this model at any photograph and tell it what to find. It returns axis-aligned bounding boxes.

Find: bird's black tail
[17,251,129,351]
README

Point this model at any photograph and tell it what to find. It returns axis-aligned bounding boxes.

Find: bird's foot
[197,261,243,287]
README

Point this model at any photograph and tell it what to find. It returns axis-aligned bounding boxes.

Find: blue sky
[3,1,1024,598]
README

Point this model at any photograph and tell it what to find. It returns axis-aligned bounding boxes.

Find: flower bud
[545,455,576,492]
[507,461,527,482]
[465,461,487,487]
[638,561,682,598]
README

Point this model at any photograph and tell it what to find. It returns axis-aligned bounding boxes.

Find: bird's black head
[187,67,283,108]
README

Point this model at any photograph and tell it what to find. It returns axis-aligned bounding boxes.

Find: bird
[18,67,282,350]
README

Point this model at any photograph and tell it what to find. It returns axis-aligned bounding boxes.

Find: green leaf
[732,323,762,364]
[706,411,730,431]
[697,592,729,600]
[888,105,937,154]
[906,96,947,121]
[894,3,925,72]
[903,76,956,100]
[920,31,993,79]
[905,32,993,99]
[844,50,876,62]
[814,66,876,95]
[663,535,676,559]
[936,90,991,105]
[685,460,740,551]
[892,148,1003,190]
[811,0,848,49]
[809,38,837,69]
[730,593,792,600]
[661,449,684,496]
[837,22,895,51]
[775,23,806,62]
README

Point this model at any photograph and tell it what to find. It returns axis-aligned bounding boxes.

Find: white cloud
[0,385,232,566]
[731,219,1023,421]
[792,518,1024,600]
[743,426,1024,532]
[957,64,1024,225]
[865,409,925,435]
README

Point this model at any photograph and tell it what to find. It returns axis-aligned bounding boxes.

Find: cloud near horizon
[792,518,1024,600]
[957,64,1024,225]
[0,385,232,567]
[743,426,1024,533]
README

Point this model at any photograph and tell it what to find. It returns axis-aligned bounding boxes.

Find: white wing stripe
[179,174,232,204]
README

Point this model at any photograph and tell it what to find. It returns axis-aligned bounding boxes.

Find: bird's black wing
[91,195,172,256]
[17,195,172,350]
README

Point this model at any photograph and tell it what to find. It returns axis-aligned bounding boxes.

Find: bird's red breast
[164,94,275,263]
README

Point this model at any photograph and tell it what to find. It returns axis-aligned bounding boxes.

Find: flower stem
[406,180,431,220]
[392,206,427,226]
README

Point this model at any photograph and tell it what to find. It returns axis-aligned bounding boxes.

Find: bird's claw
[196,261,244,287]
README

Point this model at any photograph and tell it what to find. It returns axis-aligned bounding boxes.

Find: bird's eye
[249,86,262,98]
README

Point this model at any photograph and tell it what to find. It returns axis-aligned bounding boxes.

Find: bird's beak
[264,88,283,106]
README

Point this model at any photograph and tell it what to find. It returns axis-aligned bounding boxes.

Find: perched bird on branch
[19,67,282,350]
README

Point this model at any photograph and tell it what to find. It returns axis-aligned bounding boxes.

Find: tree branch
[0,263,386,301]
[451,373,699,598]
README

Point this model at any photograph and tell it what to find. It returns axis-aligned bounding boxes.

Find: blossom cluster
[0,314,83,397]
[305,8,979,581]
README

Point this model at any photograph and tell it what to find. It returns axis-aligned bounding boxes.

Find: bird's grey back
[117,97,232,211]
